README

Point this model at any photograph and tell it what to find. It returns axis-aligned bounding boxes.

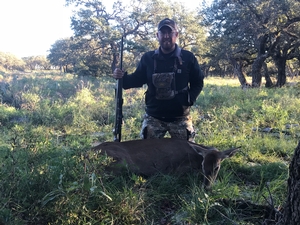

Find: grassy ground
[0,71,299,224]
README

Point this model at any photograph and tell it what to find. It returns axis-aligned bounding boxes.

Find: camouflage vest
[152,49,187,100]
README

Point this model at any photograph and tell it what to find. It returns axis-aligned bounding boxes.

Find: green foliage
[0,51,50,72]
[22,55,51,70]
[0,51,25,72]
[51,0,207,77]
[0,73,299,224]
[202,0,300,86]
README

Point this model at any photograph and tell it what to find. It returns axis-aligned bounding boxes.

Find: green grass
[0,72,299,224]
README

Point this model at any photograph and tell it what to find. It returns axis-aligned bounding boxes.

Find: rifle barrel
[113,36,124,142]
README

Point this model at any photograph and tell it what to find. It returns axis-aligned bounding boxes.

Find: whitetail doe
[92,138,240,189]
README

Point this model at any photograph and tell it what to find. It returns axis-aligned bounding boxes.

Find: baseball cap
[158,18,178,32]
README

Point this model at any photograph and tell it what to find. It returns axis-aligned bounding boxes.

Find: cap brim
[158,25,176,31]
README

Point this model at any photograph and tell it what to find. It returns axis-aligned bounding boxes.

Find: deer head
[188,142,240,189]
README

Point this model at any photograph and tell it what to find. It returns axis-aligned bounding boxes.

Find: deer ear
[187,142,210,157]
[221,147,241,159]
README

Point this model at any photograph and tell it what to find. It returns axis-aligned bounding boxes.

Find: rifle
[113,36,124,142]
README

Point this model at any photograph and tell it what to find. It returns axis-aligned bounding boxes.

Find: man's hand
[113,68,124,79]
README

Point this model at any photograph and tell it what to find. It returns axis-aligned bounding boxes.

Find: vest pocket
[152,72,175,100]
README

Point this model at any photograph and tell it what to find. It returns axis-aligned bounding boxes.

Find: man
[113,18,204,141]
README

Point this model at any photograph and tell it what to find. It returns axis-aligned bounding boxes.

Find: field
[0,71,299,224]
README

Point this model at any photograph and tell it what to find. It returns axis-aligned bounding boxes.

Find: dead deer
[92,138,240,189]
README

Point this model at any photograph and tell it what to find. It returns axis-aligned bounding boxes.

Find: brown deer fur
[92,138,240,189]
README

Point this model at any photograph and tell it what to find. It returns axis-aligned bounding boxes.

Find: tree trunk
[251,34,271,87]
[274,57,287,87]
[262,62,274,88]
[201,63,210,77]
[251,32,281,88]
[277,141,300,225]
[228,57,249,87]
[251,56,264,87]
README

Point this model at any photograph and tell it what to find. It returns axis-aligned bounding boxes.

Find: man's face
[157,26,178,53]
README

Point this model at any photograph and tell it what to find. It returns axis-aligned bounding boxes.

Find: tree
[61,0,207,76]
[202,0,257,84]
[202,0,300,87]
[0,52,25,72]
[271,0,300,87]
[65,0,158,75]
[23,56,51,70]
[47,38,77,73]
[277,140,300,225]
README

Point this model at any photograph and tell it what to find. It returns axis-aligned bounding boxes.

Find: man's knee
[140,126,165,139]
[140,115,166,139]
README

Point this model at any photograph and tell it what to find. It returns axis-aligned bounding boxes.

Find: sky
[0,0,207,58]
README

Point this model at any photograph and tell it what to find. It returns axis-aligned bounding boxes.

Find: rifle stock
[113,36,124,142]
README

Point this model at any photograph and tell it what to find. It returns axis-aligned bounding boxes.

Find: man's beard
[160,39,174,51]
